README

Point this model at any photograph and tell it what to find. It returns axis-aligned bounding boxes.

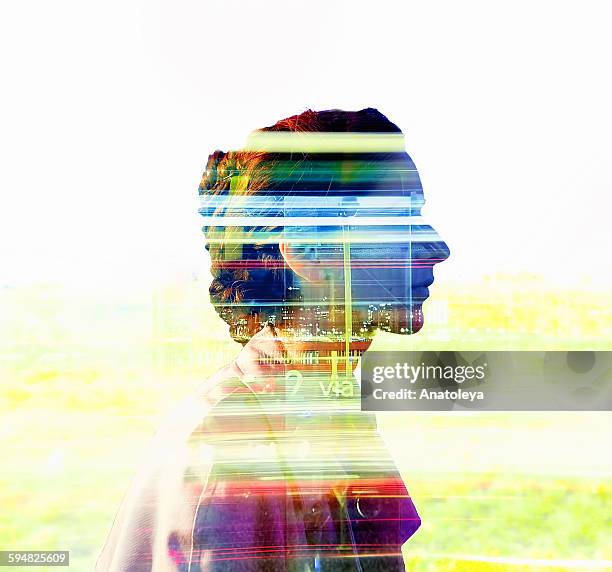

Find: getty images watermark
[360,351,612,411]
[371,360,487,403]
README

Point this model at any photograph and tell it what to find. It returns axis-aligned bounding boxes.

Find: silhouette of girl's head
[199,108,449,343]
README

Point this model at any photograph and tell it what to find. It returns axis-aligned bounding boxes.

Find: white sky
[1,0,611,289]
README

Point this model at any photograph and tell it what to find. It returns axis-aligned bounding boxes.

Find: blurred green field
[1,275,611,571]
[2,403,610,570]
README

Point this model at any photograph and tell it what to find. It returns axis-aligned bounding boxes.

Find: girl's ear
[278,241,310,281]
[278,241,344,284]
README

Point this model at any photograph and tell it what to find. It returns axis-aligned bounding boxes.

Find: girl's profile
[97,108,449,571]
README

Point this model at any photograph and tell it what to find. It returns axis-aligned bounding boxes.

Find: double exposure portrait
[97,108,449,571]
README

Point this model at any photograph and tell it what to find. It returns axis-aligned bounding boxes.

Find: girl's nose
[434,239,451,263]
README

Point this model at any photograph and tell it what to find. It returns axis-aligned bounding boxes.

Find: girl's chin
[410,306,424,333]
[384,305,424,335]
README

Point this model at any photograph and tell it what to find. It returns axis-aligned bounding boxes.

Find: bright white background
[1,0,611,289]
